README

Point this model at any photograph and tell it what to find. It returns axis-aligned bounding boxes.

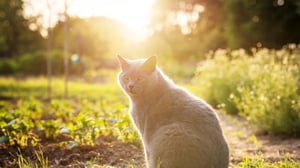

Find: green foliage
[18,52,48,75]
[148,0,225,61]
[0,96,139,147]
[0,50,87,76]
[56,98,139,145]
[0,0,43,57]
[232,156,300,168]
[0,59,19,75]
[0,75,123,99]
[52,17,128,60]
[0,98,42,146]
[149,0,300,61]
[194,45,300,135]
[0,75,140,145]
[223,0,300,49]
[194,49,249,114]
[1,0,299,67]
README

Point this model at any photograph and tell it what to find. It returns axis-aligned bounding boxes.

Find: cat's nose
[128,85,134,90]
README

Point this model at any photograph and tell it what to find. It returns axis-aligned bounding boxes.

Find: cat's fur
[117,56,229,168]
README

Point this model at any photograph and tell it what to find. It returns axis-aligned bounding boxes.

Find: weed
[232,155,300,168]
[17,147,48,168]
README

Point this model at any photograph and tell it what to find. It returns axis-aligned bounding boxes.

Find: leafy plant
[194,49,251,114]
[232,155,300,168]
[0,98,43,146]
[194,45,300,135]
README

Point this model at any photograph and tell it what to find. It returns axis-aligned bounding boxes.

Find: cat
[117,56,229,168]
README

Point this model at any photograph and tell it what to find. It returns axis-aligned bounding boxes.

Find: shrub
[0,50,86,76]
[0,59,19,75]
[194,49,251,114]
[194,45,300,135]
[17,50,65,76]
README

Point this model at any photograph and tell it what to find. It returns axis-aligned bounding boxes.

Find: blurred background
[0,0,299,79]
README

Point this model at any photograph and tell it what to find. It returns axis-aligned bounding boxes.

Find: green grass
[0,76,123,100]
[232,156,300,168]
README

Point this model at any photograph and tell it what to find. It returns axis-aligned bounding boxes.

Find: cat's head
[117,56,158,97]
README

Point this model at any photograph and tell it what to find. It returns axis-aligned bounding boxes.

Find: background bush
[193,49,251,114]
[194,45,300,135]
[0,59,19,75]
[0,50,87,76]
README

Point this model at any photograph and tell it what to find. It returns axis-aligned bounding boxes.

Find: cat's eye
[137,76,143,81]
[123,75,129,81]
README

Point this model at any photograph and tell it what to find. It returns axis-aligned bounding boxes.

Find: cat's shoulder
[168,85,213,107]
[168,85,196,98]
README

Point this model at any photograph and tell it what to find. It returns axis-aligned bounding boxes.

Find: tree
[223,0,300,49]
[51,17,128,62]
[148,0,225,60]
[149,0,300,59]
[0,0,43,57]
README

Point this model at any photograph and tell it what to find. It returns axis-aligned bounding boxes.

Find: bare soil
[0,135,144,168]
[220,114,300,164]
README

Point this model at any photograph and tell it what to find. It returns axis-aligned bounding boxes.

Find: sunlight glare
[24,0,155,40]
[68,0,155,41]
[70,0,153,30]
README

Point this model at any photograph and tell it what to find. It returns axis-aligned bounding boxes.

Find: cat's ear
[117,55,129,71]
[141,56,156,73]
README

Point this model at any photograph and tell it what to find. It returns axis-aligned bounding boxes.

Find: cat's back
[146,86,229,168]
[155,86,224,140]
[156,86,217,122]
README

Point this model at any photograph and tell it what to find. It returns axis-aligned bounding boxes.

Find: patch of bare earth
[0,135,144,168]
[219,113,300,164]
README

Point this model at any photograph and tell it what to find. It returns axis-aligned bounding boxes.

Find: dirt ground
[1,113,300,168]
[0,135,144,168]
[220,114,300,164]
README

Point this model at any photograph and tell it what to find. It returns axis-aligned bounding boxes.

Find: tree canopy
[149,0,300,58]
[0,0,43,57]
[223,0,300,49]
[0,0,299,61]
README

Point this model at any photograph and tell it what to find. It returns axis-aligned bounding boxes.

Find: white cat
[117,56,229,168]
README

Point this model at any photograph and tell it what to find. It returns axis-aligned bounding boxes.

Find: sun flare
[70,0,153,29]
[24,0,155,40]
